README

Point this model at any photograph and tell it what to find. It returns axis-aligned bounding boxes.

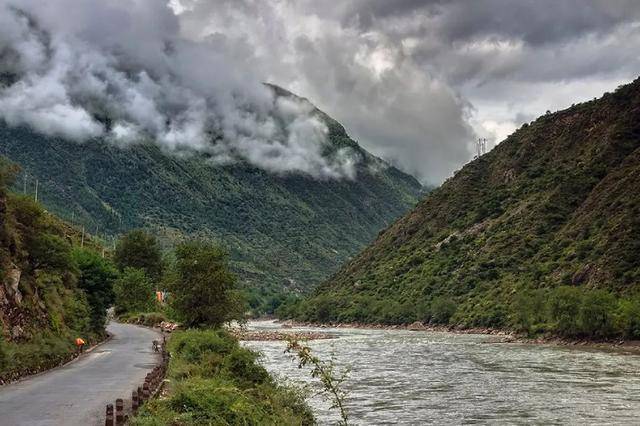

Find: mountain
[0,86,422,306]
[288,78,640,334]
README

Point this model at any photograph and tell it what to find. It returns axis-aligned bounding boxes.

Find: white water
[244,320,640,425]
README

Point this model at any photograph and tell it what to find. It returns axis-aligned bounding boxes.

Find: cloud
[2,0,639,184]
[0,0,357,179]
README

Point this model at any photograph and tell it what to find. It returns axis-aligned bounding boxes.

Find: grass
[130,329,314,426]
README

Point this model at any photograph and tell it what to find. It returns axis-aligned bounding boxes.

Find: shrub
[617,298,640,339]
[579,290,618,338]
[430,296,457,324]
[221,348,271,387]
[172,330,236,363]
[0,337,9,371]
[512,289,547,334]
[130,329,314,425]
[28,233,74,271]
[548,286,582,337]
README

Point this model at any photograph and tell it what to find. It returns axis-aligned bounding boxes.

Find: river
[243,320,640,425]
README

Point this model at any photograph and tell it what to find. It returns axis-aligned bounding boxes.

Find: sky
[1,1,639,184]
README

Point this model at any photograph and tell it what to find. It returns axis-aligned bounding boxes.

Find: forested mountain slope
[289,78,640,333]
[0,87,422,301]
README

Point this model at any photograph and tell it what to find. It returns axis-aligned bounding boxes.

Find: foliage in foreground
[286,339,349,426]
[130,329,314,426]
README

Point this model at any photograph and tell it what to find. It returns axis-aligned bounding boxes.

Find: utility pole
[476,138,488,158]
[81,226,85,248]
[34,179,38,202]
[23,173,27,194]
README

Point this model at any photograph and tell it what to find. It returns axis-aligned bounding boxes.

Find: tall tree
[113,267,156,314]
[72,248,118,333]
[114,229,163,281]
[169,241,245,327]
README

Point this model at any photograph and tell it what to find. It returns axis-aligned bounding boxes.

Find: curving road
[0,322,160,426]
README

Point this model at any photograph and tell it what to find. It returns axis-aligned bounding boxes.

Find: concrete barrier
[104,341,169,425]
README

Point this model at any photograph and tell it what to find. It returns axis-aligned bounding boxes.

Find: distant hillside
[288,78,640,334]
[0,86,422,304]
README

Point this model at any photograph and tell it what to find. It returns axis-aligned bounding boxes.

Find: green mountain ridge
[288,78,640,331]
[0,86,422,305]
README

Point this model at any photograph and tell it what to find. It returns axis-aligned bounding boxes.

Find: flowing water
[243,320,640,425]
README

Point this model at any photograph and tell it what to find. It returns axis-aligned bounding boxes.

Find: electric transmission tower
[476,138,488,158]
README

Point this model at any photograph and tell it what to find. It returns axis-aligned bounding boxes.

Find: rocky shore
[274,320,640,353]
[229,328,335,341]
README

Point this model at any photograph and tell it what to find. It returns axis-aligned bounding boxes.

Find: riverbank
[129,328,314,425]
[274,320,640,354]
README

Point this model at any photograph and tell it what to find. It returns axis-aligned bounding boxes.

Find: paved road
[0,322,160,426]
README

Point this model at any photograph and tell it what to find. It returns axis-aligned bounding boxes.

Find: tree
[618,297,640,339]
[28,233,73,271]
[113,267,156,314]
[548,286,582,337]
[114,230,163,281]
[579,290,617,338]
[169,241,245,327]
[430,296,457,324]
[72,248,118,333]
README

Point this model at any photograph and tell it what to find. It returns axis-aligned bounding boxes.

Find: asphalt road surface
[0,322,160,426]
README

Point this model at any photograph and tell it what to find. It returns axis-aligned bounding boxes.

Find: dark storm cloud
[2,0,639,184]
[0,0,358,179]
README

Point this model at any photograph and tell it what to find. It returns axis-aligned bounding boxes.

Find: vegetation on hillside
[0,85,422,314]
[0,157,116,381]
[284,78,640,340]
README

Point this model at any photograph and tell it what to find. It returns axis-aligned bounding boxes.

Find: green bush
[0,337,9,371]
[119,312,167,327]
[617,298,640,339]
[548,286,582,337]
[130,329,313,425]
[221,348,271,387]
[430,296,457,324]
[113,267,156,314]
[579,290,618,338]
[172,330,236,363]
[512,289,548,334]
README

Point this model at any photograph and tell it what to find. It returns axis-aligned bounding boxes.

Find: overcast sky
[174,0,640,183]
[2,1,639,184]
